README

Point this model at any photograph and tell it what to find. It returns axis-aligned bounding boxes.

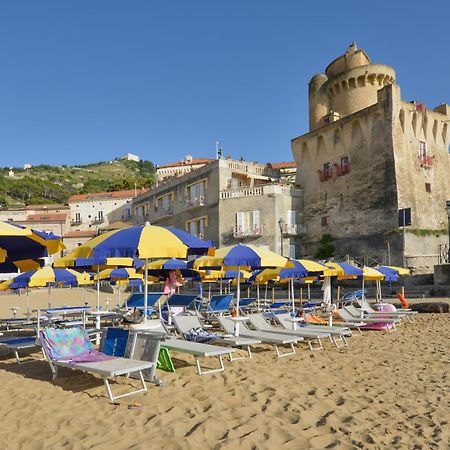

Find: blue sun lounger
[0,336,42,364]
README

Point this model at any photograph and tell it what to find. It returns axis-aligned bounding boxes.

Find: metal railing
[439,244,450,264]
[91,217,105,224]
[185,196,205,208]
[282,223,307,236]
[71,219,82,225]
[233,225,263,238]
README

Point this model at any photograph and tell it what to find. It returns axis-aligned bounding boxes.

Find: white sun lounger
[273,313,350,349]
[246,313,331,351]
[217,316,298,358]
[172,314,261,361]
[133,319,234,375]
[338,308,397,332]
[40,328,155,401]
[359,300,417,322]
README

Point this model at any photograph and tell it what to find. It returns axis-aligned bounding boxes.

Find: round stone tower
[308,43,396,131]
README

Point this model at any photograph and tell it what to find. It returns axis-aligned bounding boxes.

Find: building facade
[155,155,215,185]
[133,158,304,257]
[291,43,450,272]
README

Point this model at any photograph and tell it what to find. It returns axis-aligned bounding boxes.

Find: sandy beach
[0,288,448,449]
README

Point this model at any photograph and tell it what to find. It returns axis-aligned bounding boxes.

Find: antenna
[216,141,223,159]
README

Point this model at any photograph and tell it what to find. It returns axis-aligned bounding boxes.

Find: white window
[235,210,261,234]
[419,141,427,157]
[157,194,172,211]
[75,212,81,222]
[187,181,206,203]
[187,217,207,238]
[123,208,131,219]
[97,210,104,221]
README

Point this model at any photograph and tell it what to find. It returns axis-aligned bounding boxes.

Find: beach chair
[267,301,290,312]
[129,319,235,375]
[246,313,330,351]
[40,327,155,401]
[338,308,397,332]
[217,316,298,358]
[122,292,166,316]
[359,299,417,322]
[271,313,350,349]
[236,298,258,314]
[172,314,261,361]
[0,336,42,364]
[204,294,233,316]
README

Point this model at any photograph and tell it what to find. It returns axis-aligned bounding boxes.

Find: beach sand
[0,288,448,449]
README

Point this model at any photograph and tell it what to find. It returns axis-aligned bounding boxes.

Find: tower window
[425,183,432,193]
[321,216,329,227]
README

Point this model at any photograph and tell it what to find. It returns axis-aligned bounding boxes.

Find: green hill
[0,159,156,207]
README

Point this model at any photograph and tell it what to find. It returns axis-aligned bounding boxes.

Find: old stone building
[291,43,450,272]
[133,157,304,257]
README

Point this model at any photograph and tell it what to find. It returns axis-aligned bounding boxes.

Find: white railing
[186,196,205,208]
[233,225,263,238]
[283,223,307,235]
[220,184,301,199]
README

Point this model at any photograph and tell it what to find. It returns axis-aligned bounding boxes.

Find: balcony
[186,196,205,209]
[334,163,350,176]
[233,225,263,238]
[154,206,173,219]
[220,184,301,200]
[121,213,133,221]
[71,218,82,226]
[92,217,105,224]
[318,168,333,181]
[282,223,307,236]
[418,154,433,168]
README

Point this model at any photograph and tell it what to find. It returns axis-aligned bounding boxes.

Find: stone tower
[309,43,396,131]
[292,44,450,273]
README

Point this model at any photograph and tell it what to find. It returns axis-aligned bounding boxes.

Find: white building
[120,153,140,162]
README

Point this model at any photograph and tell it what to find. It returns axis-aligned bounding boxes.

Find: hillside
[0,159,155,207]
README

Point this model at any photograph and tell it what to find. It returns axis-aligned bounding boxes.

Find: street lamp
[278,218,285,256]
[446,201,450,263]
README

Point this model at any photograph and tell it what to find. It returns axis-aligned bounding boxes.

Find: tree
[314,234,335,260]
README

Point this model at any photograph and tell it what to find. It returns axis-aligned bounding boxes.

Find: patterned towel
[183,327,224,344]
[41,327,94,361]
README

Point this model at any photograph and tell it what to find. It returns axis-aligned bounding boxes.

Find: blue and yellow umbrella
[0,266,91,312]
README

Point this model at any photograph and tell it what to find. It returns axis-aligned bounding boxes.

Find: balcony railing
[220,184,301,200]
[419,154,433,167]
[186,196,205,208]
[318,168,333,181]
[71,218,82,226]
[92,217,105,224]
[154,206,173,218]
[233,225,263,238]
[282,223,307,236]
[121,214,133,221]
[334,163,350,176]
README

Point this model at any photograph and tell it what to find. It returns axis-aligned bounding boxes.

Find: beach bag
[122,307,144,325]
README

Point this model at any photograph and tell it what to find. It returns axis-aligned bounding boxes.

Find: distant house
[156,154,215,185]
[119,153,140,162]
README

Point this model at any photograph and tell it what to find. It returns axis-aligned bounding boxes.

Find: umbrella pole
[96,266,100,311]
[307,283,311,301]
[26,288,30,319]
[144,258,149,319]
[219,279,222,295]
[291,278,295,318]
[208,283,211,300]
[48,285,51,309]
[256,283,260,309]
[235,268,241,336]
[300,287,303,305]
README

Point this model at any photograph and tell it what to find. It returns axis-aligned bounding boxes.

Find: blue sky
[0,1,448,167]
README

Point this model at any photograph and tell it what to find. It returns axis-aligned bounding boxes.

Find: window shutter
[252,210,260,228]
[236,212,244,228]
[288,209,295,225]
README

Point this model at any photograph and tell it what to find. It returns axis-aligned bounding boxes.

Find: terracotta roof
[69,189,145,203]
[157,158,215,169]
[270,161,297,169]
[64,230,98,238]
[26,213,67,222]
[25,204,69,210]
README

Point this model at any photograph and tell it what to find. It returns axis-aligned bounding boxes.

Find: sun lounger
[246,313,331,351]
[205,294,233,316]
[130,319,234,375]
[0,336,42,364]
[172,314,261,361]
[273,313,351,348]
[359,300,418,322]
[338,308,397,332]
[122,292,166,316]
[217,316,298,358]
[40,327,155,401]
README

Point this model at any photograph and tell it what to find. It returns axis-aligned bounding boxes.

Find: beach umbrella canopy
[194,244,287,335]
[0,222,65,273]
[362,267,385,280]
[376,265,410,281]
[0,267,91,290]
[94,267,143,282]
[58,224,214,265]
[144,258,188,270]
[326,261,363,280]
